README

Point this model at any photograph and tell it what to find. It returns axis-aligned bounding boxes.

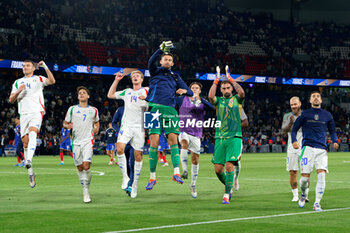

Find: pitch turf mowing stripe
[104,207,350,233]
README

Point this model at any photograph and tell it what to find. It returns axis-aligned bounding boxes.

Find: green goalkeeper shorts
[148,102,180,135]
[211,137,242,165]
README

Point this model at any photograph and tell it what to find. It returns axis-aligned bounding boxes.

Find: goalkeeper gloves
[160,41,174,53]
[214,66,220,85]
[225,65,235,84]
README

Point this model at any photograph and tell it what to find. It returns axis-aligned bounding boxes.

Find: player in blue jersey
[158,130,169,167]
[112,106,135,196]
[104,123,117,165]
[292,91,339,211]
[13,117,25,167]
[58,126,73,165]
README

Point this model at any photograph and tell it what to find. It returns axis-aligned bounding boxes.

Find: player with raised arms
[63,86,99,203]
[9,60,55,188]
[208,65,245,204]
[107,70,148,198]
[145,41,194,190]
[292,91,338,211]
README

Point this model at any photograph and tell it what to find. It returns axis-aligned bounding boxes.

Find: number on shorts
[301,158,308,166]
[83,114,87,121]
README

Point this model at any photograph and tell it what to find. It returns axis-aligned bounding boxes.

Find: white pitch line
[344,161,350,163]
[0,168,105,176]
[104,207,350,233]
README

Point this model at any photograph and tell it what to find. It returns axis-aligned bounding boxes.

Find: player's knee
[289,170,297,175]
[180,140,188,149]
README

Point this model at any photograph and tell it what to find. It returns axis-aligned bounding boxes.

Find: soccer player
[58,126,73,165]
[282,97,308,202]
[104,123,117,165]
[208,66,245,204]
[158,130,169,167]
[292,91,338,211]
[63,86,99,203]
[145,41,194,190]
[107,70,148,198]
[112,106,135,195]
[9,60,55,188]
[178,82,215,198]
[13,117,25,167]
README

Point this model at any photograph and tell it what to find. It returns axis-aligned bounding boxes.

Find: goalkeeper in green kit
[145,41,194,190]
[208,65,245,204]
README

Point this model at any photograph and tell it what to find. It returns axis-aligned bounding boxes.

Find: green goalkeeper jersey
[214,95,244,139]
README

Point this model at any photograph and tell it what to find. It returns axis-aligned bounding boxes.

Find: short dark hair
[310,91,321,97]
[77,86,90,95]
[23,60,35,67]
[189,82,203,90]
[221,80,233,87]
[161,52,174,60]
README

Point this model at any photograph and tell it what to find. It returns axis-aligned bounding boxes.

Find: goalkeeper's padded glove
[214,66,220,85]
[160,41,173,52]
[225,65,234,84]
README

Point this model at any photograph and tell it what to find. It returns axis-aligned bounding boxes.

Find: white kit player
[63,86,99,203]
[107,70,148,198]
[281,96,308,202]
[9,60,55,188]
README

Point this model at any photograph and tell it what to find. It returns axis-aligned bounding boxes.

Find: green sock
[216,171,226,185]
[170,144,180,168]
[225,171,234,194]
[149,147,158,173]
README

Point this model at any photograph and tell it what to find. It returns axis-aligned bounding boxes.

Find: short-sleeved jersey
[115,87,148,128]
[64,105,99,145]
[11,75,47,114]
[282,112,303,150]
[214,95,244,139]
[61,128,71,141]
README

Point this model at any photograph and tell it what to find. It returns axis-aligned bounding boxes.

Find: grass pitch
[0,152,349,233]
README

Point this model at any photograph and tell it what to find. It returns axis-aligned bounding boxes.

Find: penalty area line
[104,207,350,233]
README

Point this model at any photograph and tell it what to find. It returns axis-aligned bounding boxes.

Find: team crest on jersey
[314,114,319,120]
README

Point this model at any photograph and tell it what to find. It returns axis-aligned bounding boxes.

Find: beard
[223,92,232,98]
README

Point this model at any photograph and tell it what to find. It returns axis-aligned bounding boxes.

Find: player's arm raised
[38,61,56,86]
[107,72,124,99]
[226,65,244,99]
[208,66,221,104]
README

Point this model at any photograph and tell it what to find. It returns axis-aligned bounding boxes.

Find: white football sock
[234,161,240,180]
[77,170,84,188]
[174,167,180,175]
[85,169,92,188]
[24,148,28,160]
[27,131,37,162]
[300,176,309,195]
[117,153,128,177]
[315,173,326,204]
[150,172,156,180]
[191,164,199,186]
[133,161,142,187]
[180,149,188,172]
[292,188,298,197]
[305,187,310,198]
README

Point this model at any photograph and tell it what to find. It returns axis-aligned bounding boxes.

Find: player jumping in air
[208,66,245,204]
[292,91,338,211]
[107,70,148,198]
[145,41,193,190]
[9,60,55,188]
[63,86,99,203]
[177,82,215,198]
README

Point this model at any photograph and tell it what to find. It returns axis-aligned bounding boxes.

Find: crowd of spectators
[1,0,350,79]
[0,70,349,156]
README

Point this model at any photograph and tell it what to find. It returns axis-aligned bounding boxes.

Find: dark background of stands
[0,0,349,155]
